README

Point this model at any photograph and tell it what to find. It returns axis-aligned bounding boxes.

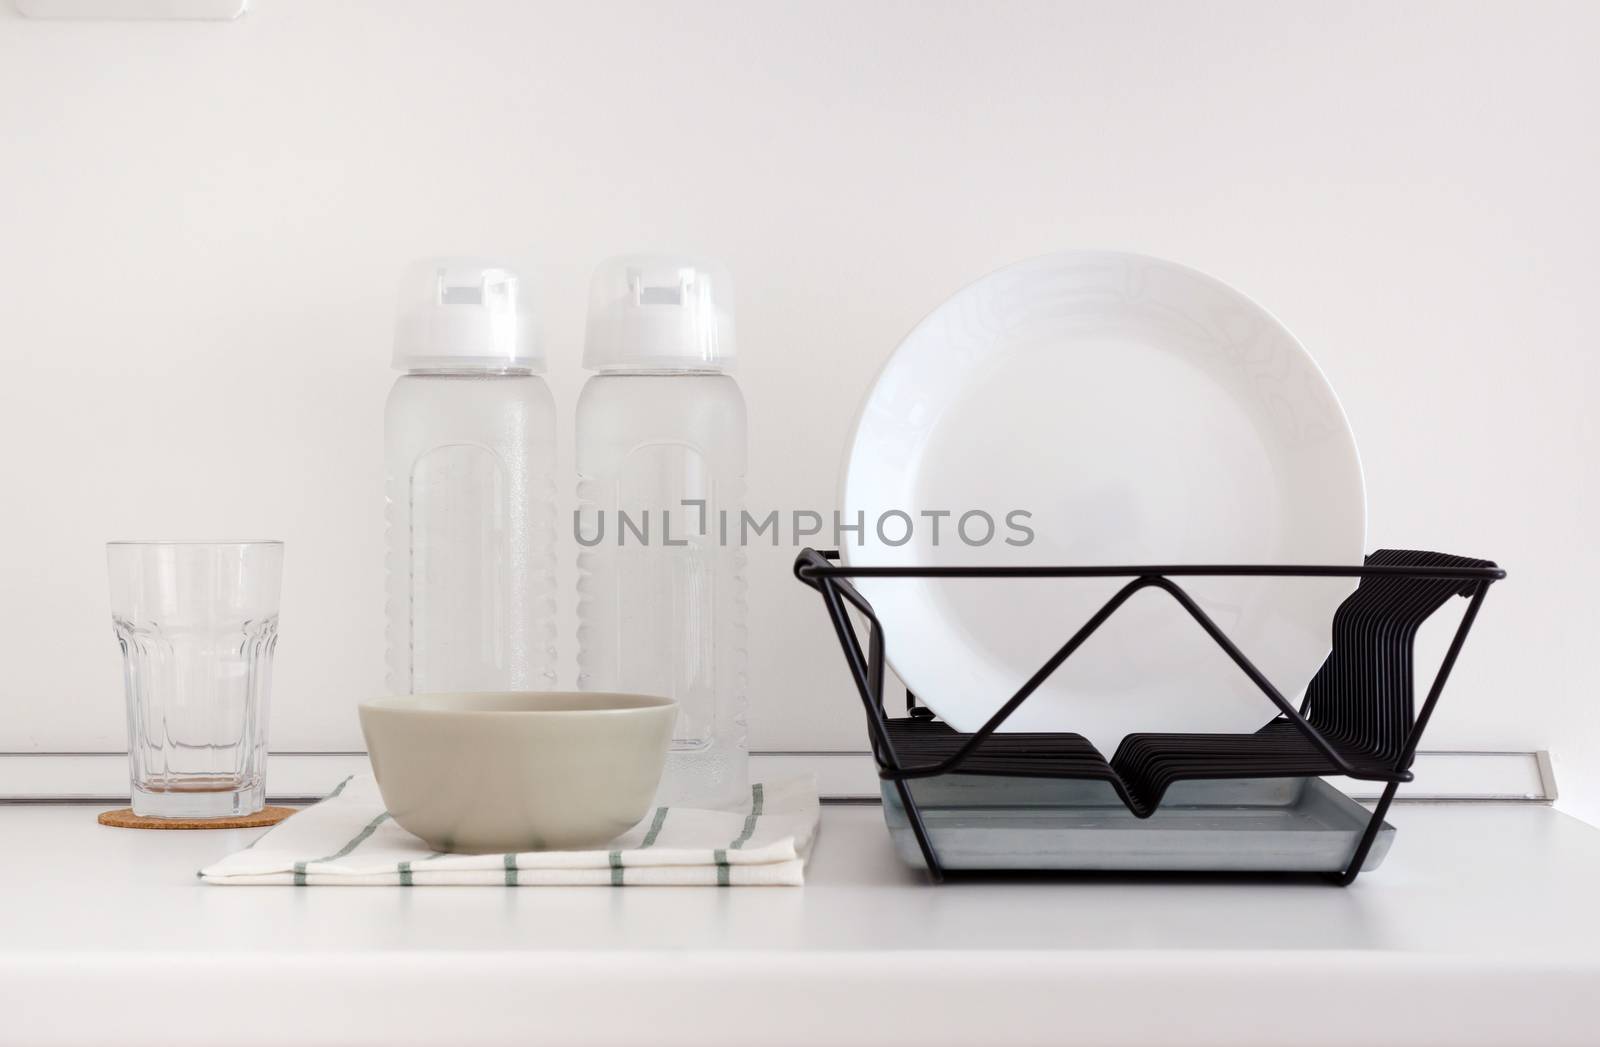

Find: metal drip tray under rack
[882,775,1394,874]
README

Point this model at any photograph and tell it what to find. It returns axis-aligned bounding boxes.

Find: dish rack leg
[1335,582,1490,886]
[893,778,946,883]
[1335,781,1398,886]
[808,570,947,881]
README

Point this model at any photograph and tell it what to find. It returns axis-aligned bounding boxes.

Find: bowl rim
[359,691,677,717]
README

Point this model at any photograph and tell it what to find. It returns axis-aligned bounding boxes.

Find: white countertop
[3,801,1598,1046]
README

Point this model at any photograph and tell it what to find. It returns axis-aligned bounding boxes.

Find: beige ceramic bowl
[358,691,676,853]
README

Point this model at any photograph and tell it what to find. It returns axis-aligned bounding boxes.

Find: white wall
[1,2,1596,816]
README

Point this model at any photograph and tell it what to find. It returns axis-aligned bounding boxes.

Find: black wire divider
[793,547,1505,885]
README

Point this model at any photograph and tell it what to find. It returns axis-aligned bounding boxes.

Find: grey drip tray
[881,776,1393,873]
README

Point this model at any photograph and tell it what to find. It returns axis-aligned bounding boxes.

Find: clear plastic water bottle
[386,259,557,695]
[576,256,748,808]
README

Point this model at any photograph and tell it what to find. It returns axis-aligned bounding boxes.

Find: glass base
[131,778,266,819]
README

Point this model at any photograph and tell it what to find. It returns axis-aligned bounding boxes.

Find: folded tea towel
[200,774,818,886]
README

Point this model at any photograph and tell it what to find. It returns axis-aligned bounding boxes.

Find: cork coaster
[98,805,296,830]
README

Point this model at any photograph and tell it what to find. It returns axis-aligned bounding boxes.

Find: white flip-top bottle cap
[393,258,543,372]
[584,255,735,372]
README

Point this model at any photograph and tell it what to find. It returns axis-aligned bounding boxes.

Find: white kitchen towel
[201,774,819,886]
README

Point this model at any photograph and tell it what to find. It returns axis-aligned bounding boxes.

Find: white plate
[840,251,1365,752]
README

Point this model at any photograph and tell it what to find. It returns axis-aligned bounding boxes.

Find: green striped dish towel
[200,775,818,886]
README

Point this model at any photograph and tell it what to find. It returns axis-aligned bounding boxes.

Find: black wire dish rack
[794,547,1505,885]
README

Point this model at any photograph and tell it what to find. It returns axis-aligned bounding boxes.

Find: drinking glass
[107,540,283,818]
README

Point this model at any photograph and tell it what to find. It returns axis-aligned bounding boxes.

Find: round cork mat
[98,805,296,830]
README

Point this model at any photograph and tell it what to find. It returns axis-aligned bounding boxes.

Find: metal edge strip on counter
[0,749,1558,804]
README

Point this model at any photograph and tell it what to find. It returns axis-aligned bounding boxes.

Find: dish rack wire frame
[793,548,1506,885]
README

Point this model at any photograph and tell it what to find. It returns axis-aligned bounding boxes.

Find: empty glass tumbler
[107,540,283,818]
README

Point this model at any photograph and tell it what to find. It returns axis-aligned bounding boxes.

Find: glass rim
[106,539,285,547]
